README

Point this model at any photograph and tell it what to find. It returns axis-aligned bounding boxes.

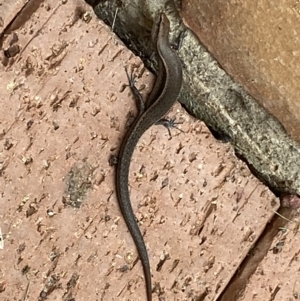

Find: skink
[116,13,182,301]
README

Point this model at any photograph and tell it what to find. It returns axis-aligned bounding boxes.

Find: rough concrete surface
[0,1,299,301]
[182,0,300,143]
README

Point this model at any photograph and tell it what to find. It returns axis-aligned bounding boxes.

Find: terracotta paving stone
[2,1,297,301]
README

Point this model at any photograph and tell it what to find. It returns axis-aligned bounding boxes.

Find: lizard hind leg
[156,117,184,137]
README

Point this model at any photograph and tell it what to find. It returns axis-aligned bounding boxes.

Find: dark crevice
[217,207,293,301]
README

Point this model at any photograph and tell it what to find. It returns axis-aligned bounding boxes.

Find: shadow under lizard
[115,13,183,301]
